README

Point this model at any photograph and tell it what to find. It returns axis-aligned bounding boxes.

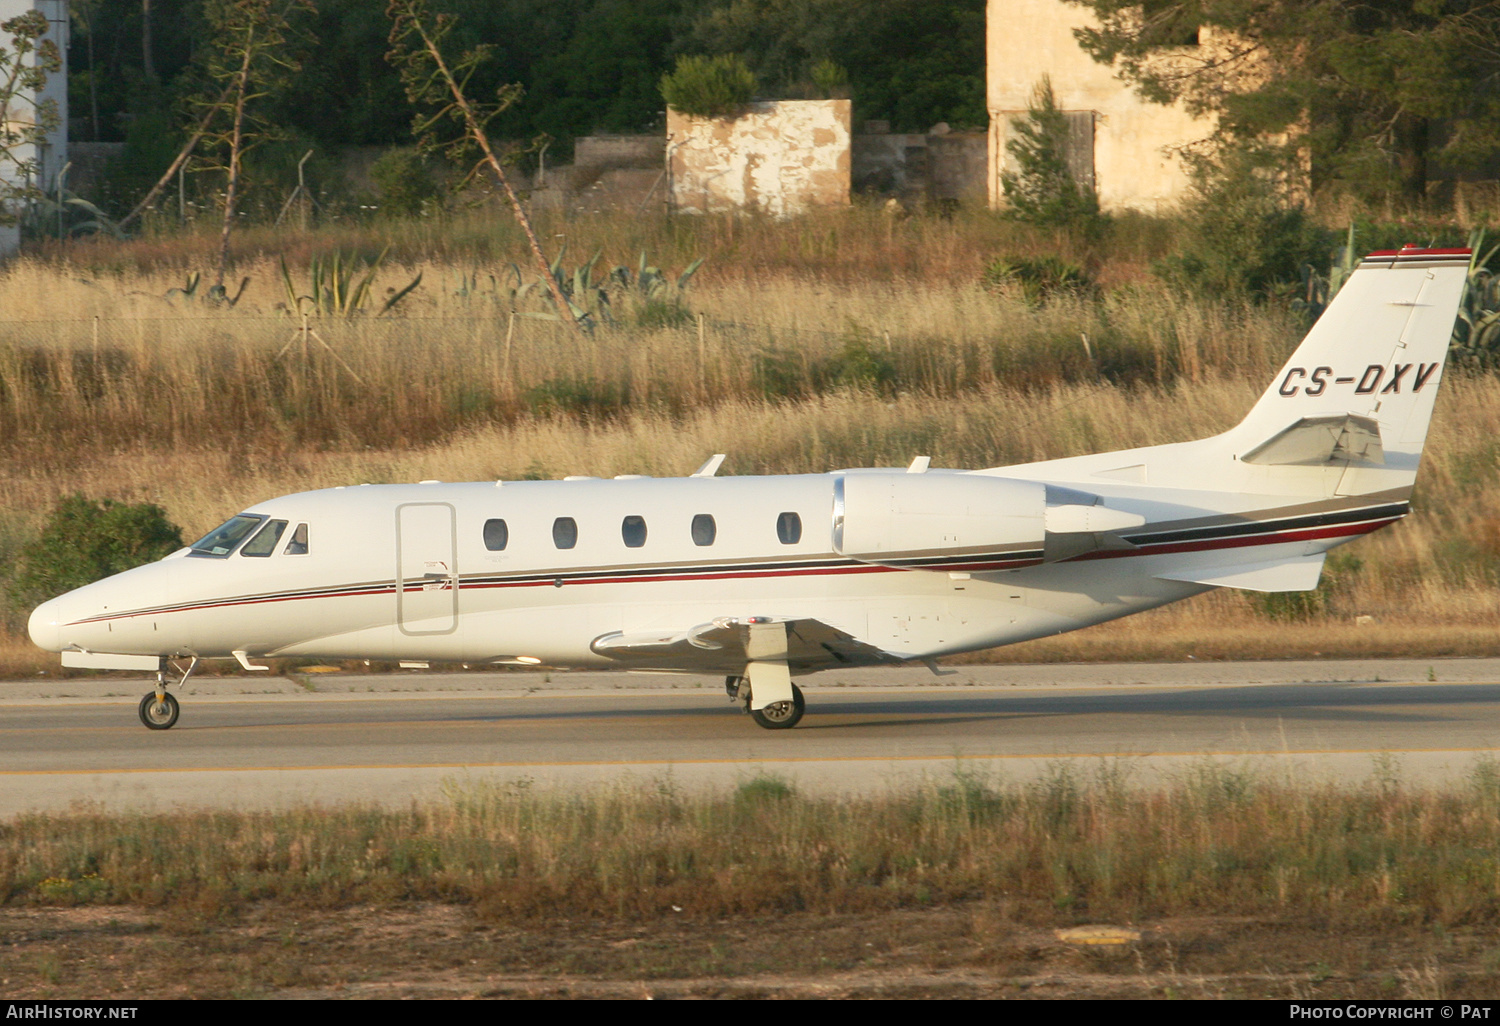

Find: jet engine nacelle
[833,472,1047,566]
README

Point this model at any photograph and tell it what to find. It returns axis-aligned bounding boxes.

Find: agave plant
[506,248,704,331]
[1292,224,1358,325]
[21,191,126,240]
[1450,228,1500,368]
[280,247,422,319]
[162,270,248,308]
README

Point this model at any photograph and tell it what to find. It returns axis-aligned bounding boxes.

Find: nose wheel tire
[750,683,805,730]
[138,692,180,730]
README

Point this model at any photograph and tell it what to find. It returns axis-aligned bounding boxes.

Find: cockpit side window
[241,519,288,557]
[188,514,265,557]
[283,523,309,555]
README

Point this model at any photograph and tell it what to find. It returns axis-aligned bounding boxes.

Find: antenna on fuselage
[691,454,726,478]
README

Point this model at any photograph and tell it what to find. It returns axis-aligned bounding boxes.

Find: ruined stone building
[988,0,1208,213]
[667,100,852,217]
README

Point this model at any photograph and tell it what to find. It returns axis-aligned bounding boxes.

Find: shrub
[809,59,849,99]
[369,147,438,218]
[822,336,897,392]
[981,255,1095,305]
[1156,154,1333,299]
[751,348,805,399]
[522,378,623,420]
[7,496,183,613]
[634,298,692,329]
[660,54,756,118]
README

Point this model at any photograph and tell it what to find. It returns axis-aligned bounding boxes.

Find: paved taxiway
[5,659,1500,814]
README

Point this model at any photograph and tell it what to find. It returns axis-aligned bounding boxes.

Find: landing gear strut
[139,656,199,731]
[726,675,806,730]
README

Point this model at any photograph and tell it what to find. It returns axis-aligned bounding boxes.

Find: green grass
[8,763,1500,927]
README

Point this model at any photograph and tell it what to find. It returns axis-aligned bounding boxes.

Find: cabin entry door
[396,503,458,635]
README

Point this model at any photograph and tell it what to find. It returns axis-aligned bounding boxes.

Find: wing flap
[591,616,899,672]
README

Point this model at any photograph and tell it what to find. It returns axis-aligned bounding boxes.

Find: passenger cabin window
[553,517,578,549]
[189,514,264,557]
[777,511,802,545]
[241,519,288,557]
[483,519,509,551]
[283,523,309,555]
[621,515,647,548]
[691,513,716,546]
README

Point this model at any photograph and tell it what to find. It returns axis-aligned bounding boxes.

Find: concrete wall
[667,99,851,217]
[853,130,986,204]
[574,134,664,170]
[0,0,68,257]
[987,0,1206,214]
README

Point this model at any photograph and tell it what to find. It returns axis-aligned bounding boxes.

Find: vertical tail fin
[1225,247,1469,496]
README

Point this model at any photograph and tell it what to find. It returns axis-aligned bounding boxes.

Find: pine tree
[1000,77,1102,229]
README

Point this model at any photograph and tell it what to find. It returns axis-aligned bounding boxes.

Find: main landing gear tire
[138,692,180,730]
[750,683,805,731]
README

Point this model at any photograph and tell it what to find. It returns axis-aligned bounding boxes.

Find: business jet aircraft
[28,247,1469,731]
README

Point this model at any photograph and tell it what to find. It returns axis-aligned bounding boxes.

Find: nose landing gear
[139,656,199,730]
[138,691,179,730]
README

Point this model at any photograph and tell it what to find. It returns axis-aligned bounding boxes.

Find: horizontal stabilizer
[1240,413,1384,466]
[1155,552,1326,592]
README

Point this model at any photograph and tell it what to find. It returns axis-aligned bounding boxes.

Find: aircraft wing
[590,616,901,674]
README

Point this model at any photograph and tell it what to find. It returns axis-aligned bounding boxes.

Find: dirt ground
[3,903,1499,999]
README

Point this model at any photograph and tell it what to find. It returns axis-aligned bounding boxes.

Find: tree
[387,0,583,333]
[659,54,756,117]
[685,0,986,130]
[192,0,314,290]
[0,10,61,229]
[1066,0,1500,202]
[1000,77,1103,230]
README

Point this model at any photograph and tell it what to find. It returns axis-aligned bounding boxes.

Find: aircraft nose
[28,597,63,652]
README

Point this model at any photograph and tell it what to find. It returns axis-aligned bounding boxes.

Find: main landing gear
[139,656,199,731]
[726,675,806,730]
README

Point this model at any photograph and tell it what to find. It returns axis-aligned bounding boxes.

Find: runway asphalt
[4,659,1500,814]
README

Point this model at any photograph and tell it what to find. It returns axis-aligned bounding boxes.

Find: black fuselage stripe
[1122,503,1408,547]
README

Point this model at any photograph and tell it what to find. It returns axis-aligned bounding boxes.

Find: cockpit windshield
[188,514,265,557]
[240,519,287,557]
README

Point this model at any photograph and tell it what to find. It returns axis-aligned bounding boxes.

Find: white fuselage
[27,468,1398,673]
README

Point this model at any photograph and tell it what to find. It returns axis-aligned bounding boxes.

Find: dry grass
[7,764,1500,928]
[0,262,1298,456]
[34,204,1179,284]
